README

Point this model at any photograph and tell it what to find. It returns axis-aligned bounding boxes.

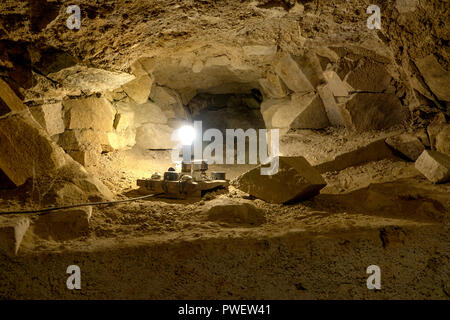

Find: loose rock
[415,150,450,183]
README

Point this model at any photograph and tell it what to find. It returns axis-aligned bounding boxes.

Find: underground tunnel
[0,0,449,301]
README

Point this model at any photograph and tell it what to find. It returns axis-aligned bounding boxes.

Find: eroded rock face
[234,156,326,204]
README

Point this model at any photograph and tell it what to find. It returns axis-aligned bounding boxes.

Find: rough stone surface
[415,150,450,183]
[415,55,450,102]
[258,72,288,99]
[0,217,30,256]
[0,111,67,186]
[435,125,450,157]
[58,129,110,153]
[385,133,425,161]
[107,129,136,151]
[133,101,168,126]
[48,66,135,94]
[263,93,329,130]
[0,78,27,116]
[274,53,314,93]
[203,198,266,226]
[343,93,404,131]
[29,102,65,136]
[68,149,100,166]
[289,93,330,129]
[345,60,392,93]
[150,85,187,120]
[314,138,399,173]
[34,206,92,241]
[135,123,175,150]
[323,70,352,97]
[260,98,289,129]
[234,157,326,204]
[317,84,348,127]
[427,114,450,156]
[122,75,153,104]
[63,97,116,131]
[243,45,277,57]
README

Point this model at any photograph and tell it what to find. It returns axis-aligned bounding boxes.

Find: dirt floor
[0,128,449,299]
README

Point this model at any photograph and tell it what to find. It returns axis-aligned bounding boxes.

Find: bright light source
[177,125,196,146]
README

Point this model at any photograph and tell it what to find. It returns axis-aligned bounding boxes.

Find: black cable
[0,193,164,216]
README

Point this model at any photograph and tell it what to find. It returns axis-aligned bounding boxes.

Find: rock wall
[0,0,448,183]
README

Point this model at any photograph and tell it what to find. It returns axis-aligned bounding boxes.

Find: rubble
[415,150,450,184]
[233,157,326,204]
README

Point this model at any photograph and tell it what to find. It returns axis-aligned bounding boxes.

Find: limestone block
[342,92,404,131]
[243,45,277,57]
[34,206,92,240]
[122,74,153,104]
[345,60,393,93]
[133,101,168,126]
[385,133,425,161]
[30,102,65,136]
[288,93,330,129]
[0,111,67,186]
[63,96,116,131]
[415,150,450,183]
[234,156,326,203]
[323,70,352,97]
[274,53,314,93]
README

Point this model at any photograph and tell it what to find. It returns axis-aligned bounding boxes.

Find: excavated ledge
[1,220,448,299]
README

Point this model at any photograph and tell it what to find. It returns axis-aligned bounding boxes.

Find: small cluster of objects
[137,159,229,198]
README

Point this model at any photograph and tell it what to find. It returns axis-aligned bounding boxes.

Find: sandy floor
[1,128,449,299]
